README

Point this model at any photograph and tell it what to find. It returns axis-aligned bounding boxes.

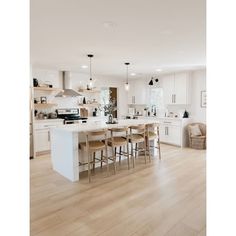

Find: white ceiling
[30,0,206,79]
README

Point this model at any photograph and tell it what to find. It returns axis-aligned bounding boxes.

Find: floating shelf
[78,89,101,93]
[78,103,100,108]
[34,103,58,109]
[33,87,64,95]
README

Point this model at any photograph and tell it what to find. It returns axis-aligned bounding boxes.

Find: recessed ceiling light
[130,73,136,76]
[103,21,116,28]
[156,69,162,72]
[81,65,88,69]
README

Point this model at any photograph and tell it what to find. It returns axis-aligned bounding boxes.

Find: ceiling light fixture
[87,54,94,89]
[81,65,88,69]
[124,62,130,91]
[130,73,136,76]
[156,68,162,72]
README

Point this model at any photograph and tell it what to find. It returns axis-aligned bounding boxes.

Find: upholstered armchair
[187,123,206,149]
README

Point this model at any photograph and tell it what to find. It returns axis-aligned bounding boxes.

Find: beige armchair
[187,123,206,149]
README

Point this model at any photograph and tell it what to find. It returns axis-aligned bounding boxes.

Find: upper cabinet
[128,79,147,105]
[161,72,191,105]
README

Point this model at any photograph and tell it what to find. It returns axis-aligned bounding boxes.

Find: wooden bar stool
[79,129,108,182]
[145,123,161,161]
[107,127,130,174]
[129,124,147,167]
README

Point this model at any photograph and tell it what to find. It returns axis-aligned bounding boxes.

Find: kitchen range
[56,108,88,124]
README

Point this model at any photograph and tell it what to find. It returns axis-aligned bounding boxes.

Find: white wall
[32,67,128,118]
[190,69,206,123]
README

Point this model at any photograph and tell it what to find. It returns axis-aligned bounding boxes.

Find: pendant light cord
[90,57,92,81]
[126,64,128,83]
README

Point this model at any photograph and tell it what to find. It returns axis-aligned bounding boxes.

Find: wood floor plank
[30,144,206,236]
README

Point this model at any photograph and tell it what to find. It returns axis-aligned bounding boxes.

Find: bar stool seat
[146,131,156,140]
[107,137,127,146]
[128,134,145,143]
[80,141,105,150]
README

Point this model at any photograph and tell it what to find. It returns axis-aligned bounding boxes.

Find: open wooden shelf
[78,103,100,108]
[33,87,63,95]
[78,89,101,93]
[34,103,58,109]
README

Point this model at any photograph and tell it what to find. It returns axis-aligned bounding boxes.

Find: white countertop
[34,118,64,122]
[51,118,158,133]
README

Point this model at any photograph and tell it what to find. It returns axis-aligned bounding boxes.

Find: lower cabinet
[158,118,192,147]
[159,125,181,146]
[34,119,64,155]
[35,129,50,152]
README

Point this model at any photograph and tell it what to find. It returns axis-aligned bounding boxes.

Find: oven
[64,119,87,125]
[56,108,88,125]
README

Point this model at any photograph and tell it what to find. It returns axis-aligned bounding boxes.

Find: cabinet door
[174,72,188,104]
[159,124,169,143]
[134,80,147,104]
[169,125,181,146]
[35,129,50,152]
[128,81,135,104]
[162,75,174,105]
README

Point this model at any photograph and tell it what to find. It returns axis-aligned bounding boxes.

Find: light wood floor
[30,144,206,236]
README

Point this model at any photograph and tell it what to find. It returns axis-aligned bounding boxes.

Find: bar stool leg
[158,138,161,160]
[127,143,130,169]
[101,150,103,168]
[131,142,135,168]
[105,146,109,176]
[88,152,91,183]
[147,139,151,162]
[93,152,95,172]
[119,146,122,164]
[135,143,138,158]
[144,140,147,164]
[112,146,116,174]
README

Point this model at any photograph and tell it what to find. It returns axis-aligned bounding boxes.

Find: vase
[108,114,113,123]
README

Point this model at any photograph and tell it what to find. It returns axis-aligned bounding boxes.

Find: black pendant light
[124,62,130,91]
[87,54,94,89]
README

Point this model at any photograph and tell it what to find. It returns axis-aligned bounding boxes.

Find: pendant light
[124,62,130,91]
[88,54,94,89]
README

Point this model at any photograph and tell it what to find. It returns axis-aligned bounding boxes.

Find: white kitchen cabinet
[35,129,50,152]
[161,72,191,105]
[34,119,64,155]
[128,79,147,104]
[158,118,192,147]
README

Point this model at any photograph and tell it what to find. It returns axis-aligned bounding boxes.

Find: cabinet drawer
[34,121,64,130]
[158,119,181,126]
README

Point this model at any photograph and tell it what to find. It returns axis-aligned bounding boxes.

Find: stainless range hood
[56,71,81,97]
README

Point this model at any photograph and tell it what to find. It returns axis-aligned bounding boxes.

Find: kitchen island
[50,119,158,182]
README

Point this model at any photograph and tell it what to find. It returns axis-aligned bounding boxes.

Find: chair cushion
[79,141,105,150]
[145,131,156,139]
[189,124,202,136]
[107,137,127,146]
[129,134,145,143]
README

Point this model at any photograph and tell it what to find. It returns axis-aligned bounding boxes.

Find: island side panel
[51,129,79,182]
